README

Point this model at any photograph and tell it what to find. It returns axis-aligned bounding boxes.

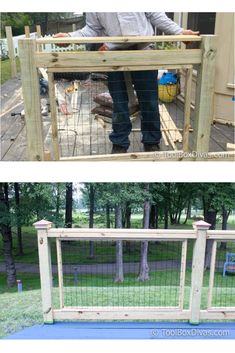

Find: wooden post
[181,13,188,49]
[56,239,64,308]
[183,67,193,152]
[48,72,60,160]
[193,35,217,156]
[5,26,17,78]
[24,26,30,38]
[182,13,188,29]
[179,240,187,310]
[33,220,53,323]
[173,13,181,26]
[36,25,41,38]
[36,25,42,52]
[18,38,45,161]
[207,240,217,309]
[190,220,211,324]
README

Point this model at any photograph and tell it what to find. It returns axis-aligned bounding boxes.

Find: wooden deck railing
[34,220,235,324]
[17,34,235,161]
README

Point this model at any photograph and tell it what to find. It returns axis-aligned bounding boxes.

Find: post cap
[33,219,52,230]
[192,220,211,230]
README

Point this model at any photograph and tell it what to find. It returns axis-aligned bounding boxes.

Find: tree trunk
[138,241,149,281]
[125,202,131,229]
[220,206,230,250]
[124,202,134,253]
[155,206,159,229]
[114,204,124,283]
[183,200,191,224]
[89,184,95,259]
[138,186,150,281]
[106,203,110,228]
[222,206,229,230]
[0,183,17,287]
[65,183,73,228]
[177,208,183,224]
[14,183,23,255]
[4,183,12,248]
[164,206,169,229]
[55,183,61,228]
[150,205,156,229]
[204,210,217,270]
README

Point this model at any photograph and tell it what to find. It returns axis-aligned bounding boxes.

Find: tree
[16,183,57,226]
[1,13,74,37]
[0,183,16,287]
[137,184,151,281]
[166,184,196,225]
[88,184,95,259]
[114,200,124,283]
[1,13,32,36]
[198,183,235,269]
[65,183,73,228]
[27,13,74,35]
[14,183,23,255]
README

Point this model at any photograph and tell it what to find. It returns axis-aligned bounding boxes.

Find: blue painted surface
[4,322,235,340]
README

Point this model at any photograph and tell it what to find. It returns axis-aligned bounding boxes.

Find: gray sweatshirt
[69,12,183,49]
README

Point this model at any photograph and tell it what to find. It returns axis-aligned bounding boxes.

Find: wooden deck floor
[5,321,235,339]
[1,75,234,161]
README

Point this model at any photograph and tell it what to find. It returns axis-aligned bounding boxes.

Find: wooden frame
[34,220,235,323]
[5,26,17,78]
[17,34,233,161]
[56,238,64,309]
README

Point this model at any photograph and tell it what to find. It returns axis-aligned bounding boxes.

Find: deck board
[4,321,235,339]
[1,75,234,161]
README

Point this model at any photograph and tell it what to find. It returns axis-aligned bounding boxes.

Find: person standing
[54,13,199,153]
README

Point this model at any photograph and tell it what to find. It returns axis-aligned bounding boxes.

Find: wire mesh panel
[48,69,190,159]
[54,239,188,310]
[207,241,235,309]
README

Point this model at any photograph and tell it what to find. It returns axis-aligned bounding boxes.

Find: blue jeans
[108,70,161,149]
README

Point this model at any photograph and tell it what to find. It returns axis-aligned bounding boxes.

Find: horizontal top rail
[207,230,235,240]
[46,228,196,241]
[35,49,202,70]
[35,35,202,45]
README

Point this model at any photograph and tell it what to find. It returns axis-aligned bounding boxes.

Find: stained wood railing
[17,34,235,161]
[34,220,235,324]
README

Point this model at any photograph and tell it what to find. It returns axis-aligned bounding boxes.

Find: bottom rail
[53,308,191,321]
[59,151,235,162]
[52,308,235,321]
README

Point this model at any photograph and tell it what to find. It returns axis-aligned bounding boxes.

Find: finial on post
[33,219,52,230]
[192,220,211,230]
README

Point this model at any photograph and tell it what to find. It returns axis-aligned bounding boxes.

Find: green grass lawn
[1,269,235,338]
[1,57,21,84]
[0,289,43,338]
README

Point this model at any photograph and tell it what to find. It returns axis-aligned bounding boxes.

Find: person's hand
[180,29,200,45]
[181,29,200,36]
[98,44,109,51]
[53,32,71,47]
